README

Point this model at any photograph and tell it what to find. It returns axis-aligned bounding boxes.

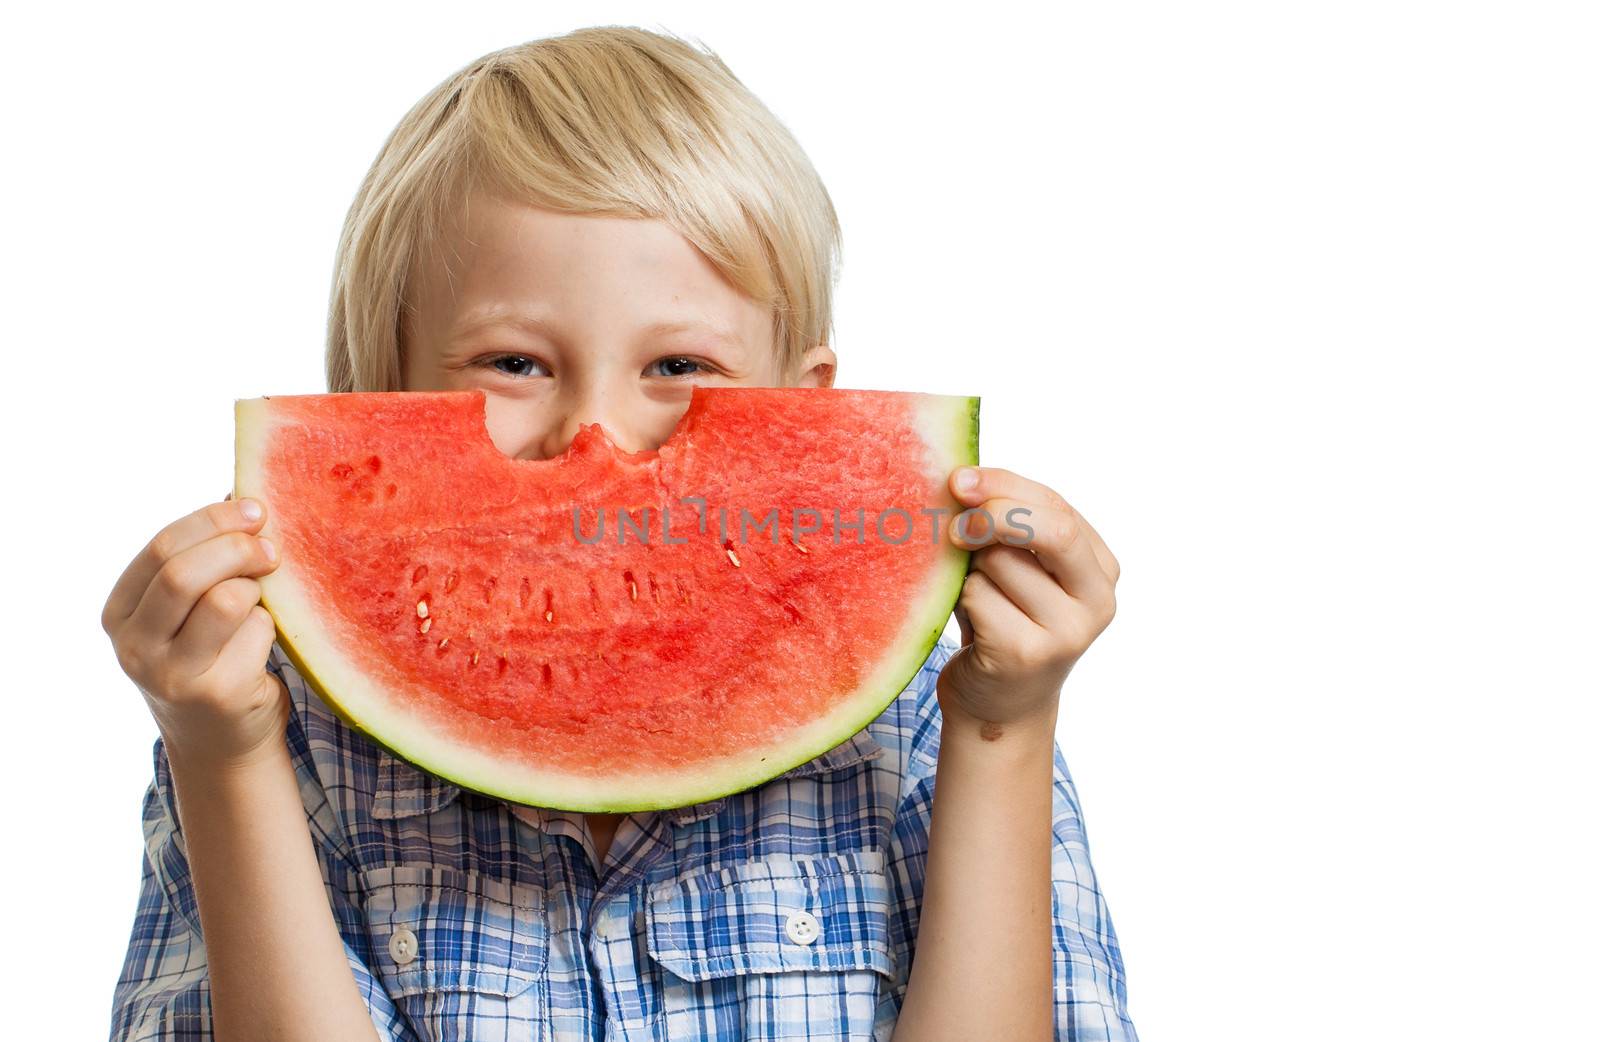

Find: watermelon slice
[235,387,978,811]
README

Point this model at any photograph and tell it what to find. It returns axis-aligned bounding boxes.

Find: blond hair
[325,26,841,393]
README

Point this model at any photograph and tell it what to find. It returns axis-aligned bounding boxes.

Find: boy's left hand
[936,465,1120,734]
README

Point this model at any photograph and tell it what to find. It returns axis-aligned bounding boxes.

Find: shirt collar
[370,728,885,827]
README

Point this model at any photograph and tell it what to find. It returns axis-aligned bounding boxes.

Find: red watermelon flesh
[235,387,978,811]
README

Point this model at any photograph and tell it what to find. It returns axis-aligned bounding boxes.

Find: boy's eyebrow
[449,309,561,341]
[451,309,743,350]
[638,319,744,349]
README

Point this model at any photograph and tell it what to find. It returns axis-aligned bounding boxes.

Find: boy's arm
[884,705,1137,1042]
[886,464,1133,1041]
[166,736,383,1042]
[111,721,404,1042]
[889,705,1058,1042]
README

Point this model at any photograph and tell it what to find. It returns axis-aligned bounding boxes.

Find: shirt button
[388,925,419,965]
[784,910,820,945]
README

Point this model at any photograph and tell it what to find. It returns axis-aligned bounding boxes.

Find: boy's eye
[480,355,550,379]
[649,356,708,378]
[475,354,713,379]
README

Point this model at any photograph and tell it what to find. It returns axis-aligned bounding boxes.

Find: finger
[1072,512,1120,586]
[103,499,267,629]
[957,566,1046,644]
[950,466,1120,584]
[168,575,264,676]
[125,530,278,647]
[950,498,1041,548]
[955,496,1114,607]
[950,465,1069,516]
[197,604,281,710]
[969,544,1074,629]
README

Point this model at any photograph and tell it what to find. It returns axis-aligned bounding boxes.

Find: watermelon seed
[623,570,637,602]
[788,534,810,555]
[444,572,459,594]
[412,565,429,585]
[724,542,742,568]
[438,638,449,649]
[543,588,555,623]
[416,599,429,618]
[545,610,555,623]
[471,650,480,666]
[419,617,433,635]
[541,662,553,684]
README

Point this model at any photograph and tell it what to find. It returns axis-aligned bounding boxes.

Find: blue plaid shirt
[110,635,1138,1041]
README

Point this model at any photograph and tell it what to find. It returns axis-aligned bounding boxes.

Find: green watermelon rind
[239,391,979,813]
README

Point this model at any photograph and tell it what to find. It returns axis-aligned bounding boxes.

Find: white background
[4,2,1596,1039]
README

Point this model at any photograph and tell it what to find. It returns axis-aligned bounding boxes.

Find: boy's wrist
[160,684,293,784]
[938,695,1059,753]
[166,729,295,808]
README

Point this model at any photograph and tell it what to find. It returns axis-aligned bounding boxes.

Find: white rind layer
[235,391,979,811]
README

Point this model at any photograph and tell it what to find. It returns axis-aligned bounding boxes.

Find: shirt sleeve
[874,647,1140,1041]
[1045,742,1140,1040]
[108,662,411,1042]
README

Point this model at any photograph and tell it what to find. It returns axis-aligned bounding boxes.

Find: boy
[105,26,1136,1041]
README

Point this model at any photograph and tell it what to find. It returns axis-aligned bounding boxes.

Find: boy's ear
[792,343,837,388]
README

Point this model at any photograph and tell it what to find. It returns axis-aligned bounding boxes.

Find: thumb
[952,600,973,648]
[935,641,983,706]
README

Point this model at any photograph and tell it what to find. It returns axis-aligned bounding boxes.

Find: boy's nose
[539,388,643,459]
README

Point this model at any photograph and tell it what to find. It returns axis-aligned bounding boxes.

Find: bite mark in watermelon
[235,387,978,811]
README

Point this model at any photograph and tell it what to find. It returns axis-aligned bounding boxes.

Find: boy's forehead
[446,305,746,350]
[414,196,770,344]
[447,194,686,263]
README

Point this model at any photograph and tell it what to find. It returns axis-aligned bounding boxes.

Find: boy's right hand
[102,495,288,772]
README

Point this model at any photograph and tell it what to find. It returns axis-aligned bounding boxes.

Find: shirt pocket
[644,848,896,1042]
[360,864,549,1042]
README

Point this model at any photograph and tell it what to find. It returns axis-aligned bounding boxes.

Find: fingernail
[260,536,277,562]
[954,468,978,493]
[240,498,262,522]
